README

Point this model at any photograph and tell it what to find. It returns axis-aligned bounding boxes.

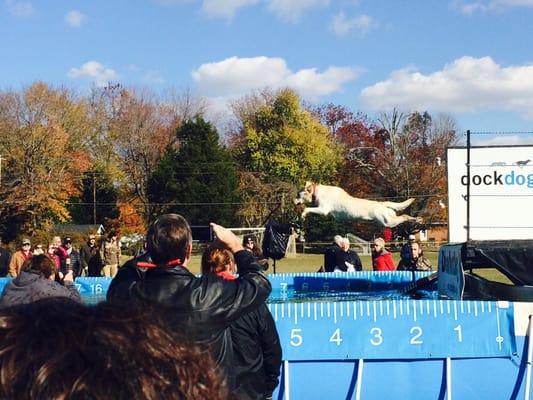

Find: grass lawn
[186,251,510,283]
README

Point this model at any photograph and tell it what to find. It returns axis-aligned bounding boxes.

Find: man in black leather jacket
[107,214,272,390]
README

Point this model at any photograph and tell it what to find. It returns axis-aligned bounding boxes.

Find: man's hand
[210,223,244,253]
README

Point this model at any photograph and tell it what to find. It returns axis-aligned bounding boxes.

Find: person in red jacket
[371,237,396,271]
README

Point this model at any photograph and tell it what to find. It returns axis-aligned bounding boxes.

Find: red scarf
[216,270,237,281]
[137,258,182,269]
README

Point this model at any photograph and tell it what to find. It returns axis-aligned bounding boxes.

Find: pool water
[78,271,438,304]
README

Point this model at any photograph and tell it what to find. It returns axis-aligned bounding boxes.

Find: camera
[190,225,214,242]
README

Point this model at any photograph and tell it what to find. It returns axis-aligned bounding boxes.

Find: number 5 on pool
[290,329,303,346]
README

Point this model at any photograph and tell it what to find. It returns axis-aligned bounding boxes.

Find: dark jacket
[80,242,103,277]
[61,248,81,276]
[232,304,282,400]
[0,247,11,277]
[397,255,432,271]
[334,249,362,272]
[323,245,341,272]
[106,250,272,389]
[0,270,82,307]
[400,242,413,261]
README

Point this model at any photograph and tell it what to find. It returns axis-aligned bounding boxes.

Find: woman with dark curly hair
[0,298,229,400]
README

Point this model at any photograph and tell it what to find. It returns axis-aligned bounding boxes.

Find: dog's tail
[382,198,415,211]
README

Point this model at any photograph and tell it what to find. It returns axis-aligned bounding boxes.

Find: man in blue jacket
[107,213,272,390]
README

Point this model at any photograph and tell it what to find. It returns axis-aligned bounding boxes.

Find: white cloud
[192,56,360,99]
[202,0,259,18]
[65,10,87,27]
[154,0,333,21]
[451,0,533,13]
[286,66,361,98]
[267,0,330,22]
[144,71,165,84]
[68,61,118,86]
[331,12,377,36]
[5,0,34,17]
[360,56,533,119]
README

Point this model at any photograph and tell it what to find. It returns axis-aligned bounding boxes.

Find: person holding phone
[107,213,272,391]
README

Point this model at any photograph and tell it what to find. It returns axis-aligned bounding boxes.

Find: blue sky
[2,0,533,143]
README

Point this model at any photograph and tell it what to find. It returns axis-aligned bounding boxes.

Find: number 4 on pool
[330,328,342,345]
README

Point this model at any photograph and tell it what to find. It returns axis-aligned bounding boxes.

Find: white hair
[333,235,344,246]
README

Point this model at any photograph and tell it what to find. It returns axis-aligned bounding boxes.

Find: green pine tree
[148,117,240,226]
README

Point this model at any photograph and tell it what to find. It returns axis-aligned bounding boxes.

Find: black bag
[262,220,292,260]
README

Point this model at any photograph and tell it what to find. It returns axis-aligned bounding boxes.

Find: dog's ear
[305,181,313,188]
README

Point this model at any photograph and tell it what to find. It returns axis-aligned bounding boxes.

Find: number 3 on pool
[370,327,383,346]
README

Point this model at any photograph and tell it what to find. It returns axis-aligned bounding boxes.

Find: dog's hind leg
[382,214,422,228]
[382,198,415,212]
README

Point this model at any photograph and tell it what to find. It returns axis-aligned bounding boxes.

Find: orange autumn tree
[118,200,145,234]
[0,82,91,239]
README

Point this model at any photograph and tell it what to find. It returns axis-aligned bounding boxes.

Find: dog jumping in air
[294,181,422,228]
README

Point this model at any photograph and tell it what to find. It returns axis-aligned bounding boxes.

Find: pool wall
[0,273,531,399]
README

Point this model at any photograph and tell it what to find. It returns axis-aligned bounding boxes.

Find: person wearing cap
[61,237,82,276]
[8,238,33,277]
[400,234,417,263]
[80,234,102,277]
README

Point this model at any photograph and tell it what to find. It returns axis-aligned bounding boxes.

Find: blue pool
[0,271,436,304]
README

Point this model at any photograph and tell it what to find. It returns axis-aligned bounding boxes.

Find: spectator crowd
[323,234,432,273]
[0,216,280,400]
[0,217,433,399]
